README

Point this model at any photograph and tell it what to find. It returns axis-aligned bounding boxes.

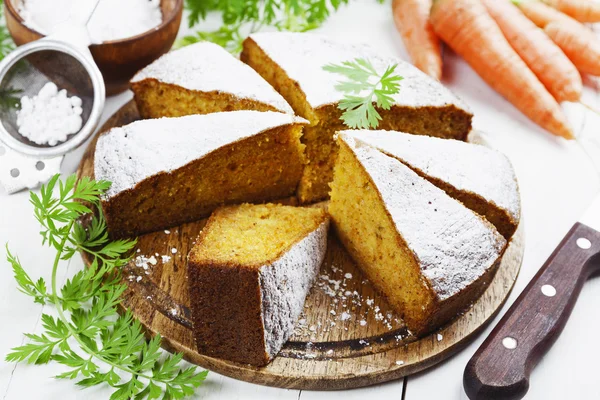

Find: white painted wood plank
[299,379,405,400]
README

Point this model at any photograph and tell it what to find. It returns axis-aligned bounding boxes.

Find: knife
[463,193,600,400]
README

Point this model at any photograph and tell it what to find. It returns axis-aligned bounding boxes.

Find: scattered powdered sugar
[132,42,293,114]
[396,360,405,366]
[342,129,520,225]
[19,0,162,44]
[94,111,308,198]
[171,248,177,254]
[293,263,402,341]
[437,333,443,342]
[164,230,170,234]
[339,135,506,300]
[17,82,82,146]
[249,32,470,112]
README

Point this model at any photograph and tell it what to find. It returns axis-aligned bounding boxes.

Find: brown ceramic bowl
[4,0,183,95]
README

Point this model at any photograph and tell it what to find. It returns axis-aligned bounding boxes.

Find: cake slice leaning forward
[131,41,294,119]
[241,32,473,203]
[341,130,521,239]
[187,203,329,366]
[329,134,507,336]
[94,111,307,238]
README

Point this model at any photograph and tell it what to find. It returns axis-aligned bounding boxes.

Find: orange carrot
[542,0,600,22]
[545,20,600,75]
[392,0,442,80]
[517,0,600,76]
[515,0,574,26]
[430,0,573,139]
[482,0,582,102]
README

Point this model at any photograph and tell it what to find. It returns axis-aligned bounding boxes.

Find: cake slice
[131,42,293,119]
[187,203,329,366]
[94,111,307,238]
[342,130,521,239]
[329,134,507,336]
[241,32,473,203]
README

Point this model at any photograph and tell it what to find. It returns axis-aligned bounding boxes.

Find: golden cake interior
[189,203,327,267]
[131,80,281,119]
[329,138,437,334]
[103,124,305,238]
[241,37,473,203]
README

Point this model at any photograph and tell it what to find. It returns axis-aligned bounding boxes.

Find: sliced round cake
[131,41,294,119]
[94,111,307,238]
[329,133,507,336]
[187,203,329,366]
[241,32,473,203]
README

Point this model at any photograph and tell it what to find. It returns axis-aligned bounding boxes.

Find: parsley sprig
[5,174,207,399]
[180,0,351,53]
[323,58,403,129]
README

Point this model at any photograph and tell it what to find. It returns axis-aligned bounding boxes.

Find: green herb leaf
[323,58,403,129]
[5,174,207,399]
[180,0,352,53]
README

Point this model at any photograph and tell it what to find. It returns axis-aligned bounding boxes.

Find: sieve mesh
[0,49,95,149]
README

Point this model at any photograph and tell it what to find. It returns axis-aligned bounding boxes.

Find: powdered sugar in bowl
[4,0,183,95]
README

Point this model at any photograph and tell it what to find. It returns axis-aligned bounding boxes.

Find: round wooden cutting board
[77,100,524,390]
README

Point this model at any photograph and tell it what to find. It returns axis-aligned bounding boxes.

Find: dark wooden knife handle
[464,222,600,400]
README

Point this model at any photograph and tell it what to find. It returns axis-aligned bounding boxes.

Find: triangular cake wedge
[329,134,507,336]
[187,203,329,366]
[131,42,293,119]
[241,32,473,203]
[341,130,521,239]
[94,111,307,238]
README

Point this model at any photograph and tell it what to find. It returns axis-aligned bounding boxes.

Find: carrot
[517,0,600,76]
[430,0,573,139]
[545,20,600,75]
[514,0,574,27]
[482,0,582,102]
[392,0,442,80]
[542,0,600,22]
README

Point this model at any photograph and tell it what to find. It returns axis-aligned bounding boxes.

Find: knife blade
[463,192,600,400]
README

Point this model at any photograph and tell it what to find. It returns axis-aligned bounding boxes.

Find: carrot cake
[131,41,294,119]
[329,134,507,335]
[187,203,329,366]
[341,130,520,239]
[94,111,307,238]
[241,32,473,203]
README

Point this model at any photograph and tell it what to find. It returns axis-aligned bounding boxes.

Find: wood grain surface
[76,100,525,390]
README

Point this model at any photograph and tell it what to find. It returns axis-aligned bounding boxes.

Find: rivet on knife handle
[463,222,600,400]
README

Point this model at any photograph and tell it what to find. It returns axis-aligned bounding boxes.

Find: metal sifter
[0,1,105,194]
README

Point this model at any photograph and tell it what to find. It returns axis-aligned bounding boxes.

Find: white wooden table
[2,1,600,399]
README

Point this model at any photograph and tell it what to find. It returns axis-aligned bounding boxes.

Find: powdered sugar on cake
[131,42,293,114]
[259,220,329,358]
[342,130,521,223]
[340,134,506,300]
[94,111,307,198]
[249,32,471,111]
